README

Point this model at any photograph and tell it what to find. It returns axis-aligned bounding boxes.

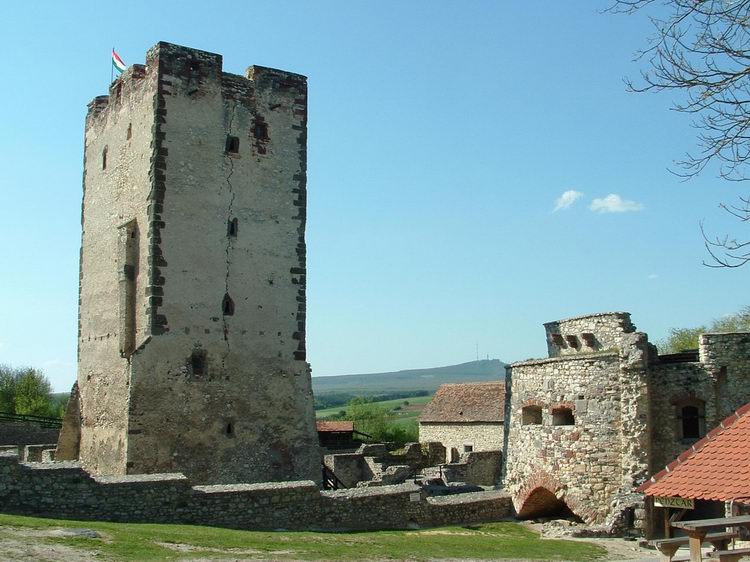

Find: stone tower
[57,42,320,485]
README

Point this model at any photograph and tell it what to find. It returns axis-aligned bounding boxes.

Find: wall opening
[552,407,575,426]
[225,422,234,437]
[463,443,474,453]
[222,293,235,316]
[225,136,240,154]
[254,121,268,140]
[678,400,705,441]
[517,487,579,520]
[227,218,238,237]
[126,123,132,140]
[522,405,543,425]
[191,349,206,375]
[102,146,108,170]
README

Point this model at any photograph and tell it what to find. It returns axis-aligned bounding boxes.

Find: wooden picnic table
[672,515,750,562]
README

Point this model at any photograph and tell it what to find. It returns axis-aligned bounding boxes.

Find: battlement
[544,312,635,358]
[87,42,307,124]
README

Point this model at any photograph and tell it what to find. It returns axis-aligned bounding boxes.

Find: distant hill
[312,359,506,397]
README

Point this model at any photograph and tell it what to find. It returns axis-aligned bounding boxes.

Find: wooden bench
[651,532,739,561]
[709,548,750,562]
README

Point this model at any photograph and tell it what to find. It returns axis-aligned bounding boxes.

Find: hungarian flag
[112,49,126,74]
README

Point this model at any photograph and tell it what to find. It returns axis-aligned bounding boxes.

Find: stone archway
[513,470,584,521]
[516,486,574,519]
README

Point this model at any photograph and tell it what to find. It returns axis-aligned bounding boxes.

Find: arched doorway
[517,486,577,520]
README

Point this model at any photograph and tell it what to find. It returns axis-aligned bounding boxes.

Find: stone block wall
[0,452,512,531]
[419,423,503,462]
[0,422,59,450]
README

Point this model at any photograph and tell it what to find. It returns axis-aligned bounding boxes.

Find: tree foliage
[612,0,750,267]
[0,365,59,417]
[658,306,750,352]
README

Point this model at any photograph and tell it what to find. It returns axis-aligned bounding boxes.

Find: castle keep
[56,42,320,485]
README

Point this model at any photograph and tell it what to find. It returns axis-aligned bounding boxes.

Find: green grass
[0,513,606,561]
[315,395,433,419]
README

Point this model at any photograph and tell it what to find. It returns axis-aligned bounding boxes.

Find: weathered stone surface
[65,42,319,485]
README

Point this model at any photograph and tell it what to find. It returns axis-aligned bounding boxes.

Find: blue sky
[0,2,747,392]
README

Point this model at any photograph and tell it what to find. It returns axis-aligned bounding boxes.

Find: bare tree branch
[611,0,750,266]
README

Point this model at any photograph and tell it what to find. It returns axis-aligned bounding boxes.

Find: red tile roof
[315,420,354,433]
[638,402,750,503]
[419,382,505,423]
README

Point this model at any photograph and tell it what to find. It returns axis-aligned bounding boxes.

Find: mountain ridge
[311,359,506,396]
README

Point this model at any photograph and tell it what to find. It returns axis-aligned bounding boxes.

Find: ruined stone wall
[544,312,635,358]
[442,450,502,486]
[419,423,503,462]
[0,452,512,531]
[700,333,750,419]
[69,42,319,485]
[503,352,628,524]
[649,332,750,472]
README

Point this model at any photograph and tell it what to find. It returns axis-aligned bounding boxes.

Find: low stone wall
[0,422,59,449]
[442,450,502,486]
[0,451,512,531]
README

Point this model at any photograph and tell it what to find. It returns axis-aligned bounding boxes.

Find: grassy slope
[0,513,605,561]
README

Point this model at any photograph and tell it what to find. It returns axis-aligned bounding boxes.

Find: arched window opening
[552,407,575,426]
[225,422,234,437]
[680,404,705,440]
[522,405,542,426]
[225,135,240,154]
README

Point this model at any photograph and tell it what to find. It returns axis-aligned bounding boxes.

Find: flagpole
[111,47,114,84]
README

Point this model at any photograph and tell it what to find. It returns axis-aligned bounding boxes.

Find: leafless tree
[611,0,750,267]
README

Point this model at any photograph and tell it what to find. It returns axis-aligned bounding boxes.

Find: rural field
[0,513,608,561]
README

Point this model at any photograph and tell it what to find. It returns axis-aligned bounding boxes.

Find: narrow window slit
[222,293,235,316]
[126,123,132,140]
[225,422,234,436]
[102,146,108,170]
[227,218,238,237]
[191,349,206,375]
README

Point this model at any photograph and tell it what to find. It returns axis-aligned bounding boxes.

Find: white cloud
[590,193,644,213]
[553,190,583,212]
[648,273,659,280]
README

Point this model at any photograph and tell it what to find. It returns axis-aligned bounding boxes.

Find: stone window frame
[671,394,706,443]
[550,401,576,427]
[521,399,545,426]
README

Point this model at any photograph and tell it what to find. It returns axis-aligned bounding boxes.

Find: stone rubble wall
[0,452,512,531]
[442,450,502,487]
[503,352,626,524]
[544,312,635,358]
